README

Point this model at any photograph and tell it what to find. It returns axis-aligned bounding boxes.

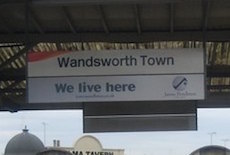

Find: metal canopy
[0,0,230,112]
[0,0,229,43]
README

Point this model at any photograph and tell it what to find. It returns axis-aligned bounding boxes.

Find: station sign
[27,49,204,103]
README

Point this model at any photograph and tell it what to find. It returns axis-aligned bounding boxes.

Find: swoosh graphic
[28,51,71,62]
[174,78,187,89]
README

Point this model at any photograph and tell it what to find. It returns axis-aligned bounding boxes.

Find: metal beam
[28,0,229,6]
[29,9,45,34]
[0,88,25,94]
[0,68,25,81]
[198,92,230,108]
[0,31,230,43]
[0,0,191,7]
[0,80,24,112]
[2,79,24,89]
[0,79,25,93]
[0,0,228,7]
[0,0,213,6]
[62,6,77,33]
[0,15,13,34]
[97,5,110,34]
[202,0,210,31]
[207,65,230,77]
[55,42,63,50]
[0,95,23,112]
[133,4,142,34]
[0,43,24,48]
[169,3,174,33]
[0,43,35,71]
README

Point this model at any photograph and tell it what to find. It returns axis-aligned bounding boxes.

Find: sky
[1,108,230,155]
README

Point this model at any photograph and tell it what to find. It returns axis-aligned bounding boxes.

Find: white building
[50,135,124,155]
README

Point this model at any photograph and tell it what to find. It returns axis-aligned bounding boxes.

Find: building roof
[4,128,45,155]
[74,135,103,151]
[190,145,230,155]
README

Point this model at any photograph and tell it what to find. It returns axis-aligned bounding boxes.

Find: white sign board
[27,49,204,103]
[28,49,203,76]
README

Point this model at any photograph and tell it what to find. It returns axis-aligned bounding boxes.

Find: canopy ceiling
[0,0,229,43]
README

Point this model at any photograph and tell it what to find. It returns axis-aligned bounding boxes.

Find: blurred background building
[5,128,230,155]
[4,127,45,155]
[4,129,124,155]
[189,145,230,155]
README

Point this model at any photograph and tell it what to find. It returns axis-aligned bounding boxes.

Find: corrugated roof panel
[102,5,136,32]
[174,2,202,31]
[0,5,26,33]
[31,6,69,32]
[208,1,230,30]
[141,4,170,31]
[60,5,103,32]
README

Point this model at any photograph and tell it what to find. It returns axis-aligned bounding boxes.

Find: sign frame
[27,49,205,103]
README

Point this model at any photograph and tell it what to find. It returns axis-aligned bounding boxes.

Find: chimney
[53,139,60,147]
[57,140,60,147]
[53,140,57,147]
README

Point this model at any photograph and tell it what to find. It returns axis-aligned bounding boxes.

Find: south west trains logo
[164,76,196,98]
[172,76,188,91]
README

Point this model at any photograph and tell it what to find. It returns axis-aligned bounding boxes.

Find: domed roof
[190,145,230,155]
[73,135,103,151]
[4,128,45,155]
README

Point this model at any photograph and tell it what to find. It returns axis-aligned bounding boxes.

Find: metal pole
[42,122,47,145]
[222,139,230,147]
[208,132,216,145]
